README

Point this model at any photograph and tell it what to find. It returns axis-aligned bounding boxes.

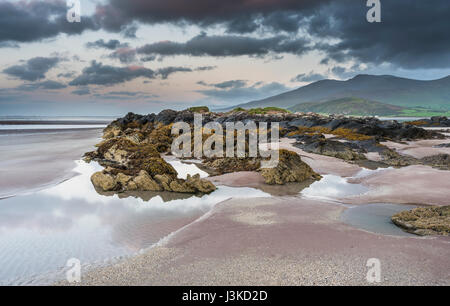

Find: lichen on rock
[391,206,450,236]
[259,149,322,185]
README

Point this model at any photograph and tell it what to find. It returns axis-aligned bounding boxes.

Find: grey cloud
[3,57,60,81]
[109,48,137,63]
[197,81,291,102]
[291,72,326,83]
[309,0,450,69]
[137,33,310,58]
[69,61,156,86]
[198,80,248,89]
[0,0,98,43]
[72,87,91,96]
[17,80,67,91]
[86,39,128,50]
[69,61,196,86]
[156,67,192,79]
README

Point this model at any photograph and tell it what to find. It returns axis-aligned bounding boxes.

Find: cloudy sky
[0,0,449,116]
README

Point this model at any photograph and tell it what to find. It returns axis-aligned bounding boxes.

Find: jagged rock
[133,170,163,191]
[203,157,261,175]
[185,174,217,193]
[259,150,321,185]
[91,172,117,191]
[421,154,450,170]
[169,180,195,193]
[154,174,173,191]
[296,138,365,161]
[392,206,450,236]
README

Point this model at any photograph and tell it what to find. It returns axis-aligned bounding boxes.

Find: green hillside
[288,97,450,117]
[230,75,450,112]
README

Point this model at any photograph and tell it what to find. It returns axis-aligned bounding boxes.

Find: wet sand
[66,137,450,286]
[0,128,102,198]
[345,165,450,206]
[382,139,450,159]
[73,197,449,286]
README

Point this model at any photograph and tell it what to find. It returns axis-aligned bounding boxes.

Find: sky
[0,0,449,116]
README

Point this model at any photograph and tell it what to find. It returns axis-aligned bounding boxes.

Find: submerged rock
[392,206,450,236]
[260,149,321,185]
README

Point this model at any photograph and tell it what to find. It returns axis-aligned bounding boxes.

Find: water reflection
[0,160,270,285]
[341,203,419,237]
[300,174,369,201]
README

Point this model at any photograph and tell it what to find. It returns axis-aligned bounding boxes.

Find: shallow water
[300,174,369,201]
[0,160,270,285]
[341,203,419,237]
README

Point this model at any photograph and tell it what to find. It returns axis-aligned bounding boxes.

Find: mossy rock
[391,206,450,236]
[260,150,321,185]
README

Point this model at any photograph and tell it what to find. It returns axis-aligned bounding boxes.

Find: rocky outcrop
[85,136,216,194]
[392,206,450,236]
[203,157,261,175]
[405,116,450,128]
[259,149,321,185]
[294,135,366,161]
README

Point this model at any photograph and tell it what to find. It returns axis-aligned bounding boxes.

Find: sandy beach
[58,137,450,286]
[0,128,102,198]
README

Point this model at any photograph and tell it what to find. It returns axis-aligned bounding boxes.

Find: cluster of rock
[85,135,216,194]
[85,108,449,194]
[392,206,450,236]
[288,125,450,170]
[405,116,450,127]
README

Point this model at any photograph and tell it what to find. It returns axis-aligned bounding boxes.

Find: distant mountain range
[228,74,450,116]
[288,97,407,116]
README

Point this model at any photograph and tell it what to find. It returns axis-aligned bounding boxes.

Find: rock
[154,174,173,191]
[91,172,117,191]
[133,170,163,191]
[203,157,261,175]
[296,138,365,161]
[169,180,195,193]
[421,154,450,170]
[186,174,217,193]
[260,150,321,185]
[115,173,132,186]
[391,206,450,236]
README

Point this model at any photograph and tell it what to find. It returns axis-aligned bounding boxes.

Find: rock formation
[392,206,450,236]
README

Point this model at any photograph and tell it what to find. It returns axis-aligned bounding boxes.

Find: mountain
[288,97,406,116]
[231,74,450,111]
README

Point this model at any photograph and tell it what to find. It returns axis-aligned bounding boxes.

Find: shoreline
[0,128,103,198]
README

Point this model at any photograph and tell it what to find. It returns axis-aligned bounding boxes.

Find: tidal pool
[341,203,419,237]
[0,160,270,285]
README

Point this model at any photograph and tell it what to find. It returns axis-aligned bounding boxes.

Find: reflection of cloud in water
[0,160,270,285]
[301,173,371,202]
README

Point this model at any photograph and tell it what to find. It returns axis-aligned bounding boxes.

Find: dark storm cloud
[0,0,98,43]
[3,57,61,81]
[94,0,329,33]
[86,39,128,50]
[309,0,450,69]
[137,33,311,57]
[291,72,326,83]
